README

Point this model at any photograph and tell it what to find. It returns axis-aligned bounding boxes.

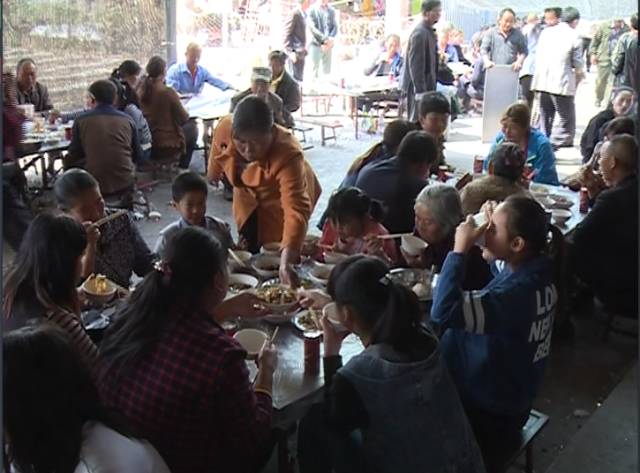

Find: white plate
[293,309,323,334]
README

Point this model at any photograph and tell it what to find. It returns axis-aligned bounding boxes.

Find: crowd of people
[2,1,638,472]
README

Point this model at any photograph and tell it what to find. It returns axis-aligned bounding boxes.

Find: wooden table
[301,79,400,139]
[19,137,70,189]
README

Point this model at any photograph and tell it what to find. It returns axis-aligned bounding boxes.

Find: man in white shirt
[532,6,585,149]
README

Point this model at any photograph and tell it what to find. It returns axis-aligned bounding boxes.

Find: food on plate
[412,282,431,299]
[297,308,322,332]
[256,285,297,305]
[86,274,112,294]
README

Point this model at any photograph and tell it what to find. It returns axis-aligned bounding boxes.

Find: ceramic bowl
[401,235,428,256]
[323,302,348,333]
[81,275,117,306]
[234,329,268,359]
[323,250,349,265]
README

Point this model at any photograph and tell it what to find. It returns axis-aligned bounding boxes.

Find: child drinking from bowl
[297,255,485,473]
[430,196,564,472]
[155,172,234,258]
[318,187,397,264]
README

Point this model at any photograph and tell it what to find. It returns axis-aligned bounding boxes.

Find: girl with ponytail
[297,255,485,473]
[431,195,564,472]
[318,187,397,263]
[98,227,276,473]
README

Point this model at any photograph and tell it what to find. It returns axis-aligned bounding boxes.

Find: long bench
[296,118,343,146]
[500,409,549,473]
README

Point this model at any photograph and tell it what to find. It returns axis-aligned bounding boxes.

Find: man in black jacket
[269,51,301,116]
[571,134,638,315]
[283,0,307,81]
[400,0,441,121]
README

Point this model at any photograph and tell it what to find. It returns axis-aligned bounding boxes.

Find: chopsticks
[228,248,248,268]
[94,209,128,227]
[377,232,413,240]
[269,326,280,345]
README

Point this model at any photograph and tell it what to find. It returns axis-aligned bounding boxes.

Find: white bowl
[324,250,349,265]
[260,242,281,255]
[401,235,428,256]
[233,329,268,359]
[308,262,334,286]
[535,196,555,209]
[551,209,572,225]
[323,302,348,333]
[81,275,117,306]
[227,274,259,295]
[471,211,488,227]
[252,254,281,278]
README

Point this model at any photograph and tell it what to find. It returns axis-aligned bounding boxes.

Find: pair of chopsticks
[269,326,280,345]
[377,232,413,240]
[94,209,128,227]
[228,248,249,268]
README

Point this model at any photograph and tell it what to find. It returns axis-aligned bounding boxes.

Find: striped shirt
[46,308,99,362]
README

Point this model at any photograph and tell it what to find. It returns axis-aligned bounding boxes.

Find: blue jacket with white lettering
[430,252,555,419]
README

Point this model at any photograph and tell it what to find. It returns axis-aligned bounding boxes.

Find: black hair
[396,130,438,168]
[544,7,562,18]
[232,95,274,135]
[326,187,385,226]
[88,79,116,105]
[608,133,639,172]
[109,69,141,109]
[491,142,526,181]
[16,58,35,75]
[100,227,227,378]
[561,6,580,23]
[604,116,636,137]
[54,168,99,211]
[421,0,441,14]
[347,120,414,176]
[268,50,287,65]
[172,171,209,202]
[113,60,142,79]
[502,195,564,256]
[631,13,638,30]
[140,56,167,105]
[419,91,451,118]
[498,7,516,19]
[4,324,134,473]
[327,256,423,353]
[3,213,87,319]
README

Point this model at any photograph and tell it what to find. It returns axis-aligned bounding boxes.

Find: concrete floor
[8,70,637,472]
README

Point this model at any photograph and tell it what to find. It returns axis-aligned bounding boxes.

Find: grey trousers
[538,92,576,148]
[309,44,332,78]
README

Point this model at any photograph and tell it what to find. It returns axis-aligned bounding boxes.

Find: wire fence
[3,0,166,111]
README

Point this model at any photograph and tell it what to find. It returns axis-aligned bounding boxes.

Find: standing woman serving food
[210,96,321,285]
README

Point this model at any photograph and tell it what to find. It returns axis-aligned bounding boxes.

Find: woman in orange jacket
[208,96,321,285]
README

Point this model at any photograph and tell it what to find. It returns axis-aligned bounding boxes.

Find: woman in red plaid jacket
[99,227,277,473]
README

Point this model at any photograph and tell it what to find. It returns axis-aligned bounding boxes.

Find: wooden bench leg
[525,444,533,473]
[320,125,326,146]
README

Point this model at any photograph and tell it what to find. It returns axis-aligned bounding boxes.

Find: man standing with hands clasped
[401,0,442,121]
[532,6,585,149]
[480,8,528,72]
[308,0,338,79]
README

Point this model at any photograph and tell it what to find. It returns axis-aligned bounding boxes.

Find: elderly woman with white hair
[402,183,491,290]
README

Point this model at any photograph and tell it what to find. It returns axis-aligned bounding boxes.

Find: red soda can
[304,333,321,375]
[524,163,534,180]
[64,126,72,141]
[579,187,589,213]
[473,156,484,174]
[438,165,448,182]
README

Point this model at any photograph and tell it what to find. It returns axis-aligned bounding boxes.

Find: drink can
[304,333,321,375]
[64,126,73,141]
[579,187,589,213]
[473,156,484,174]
